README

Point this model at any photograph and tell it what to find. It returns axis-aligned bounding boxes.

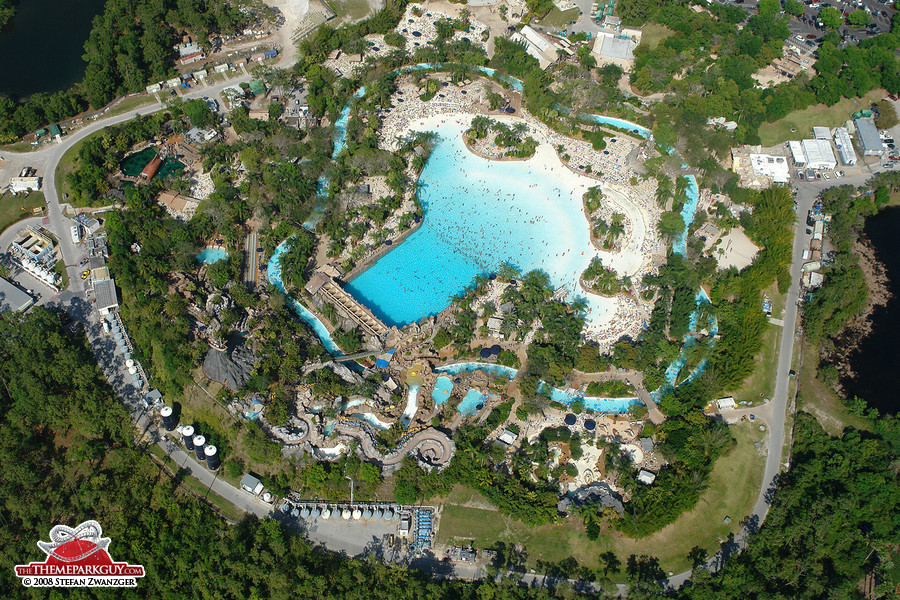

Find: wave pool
[345,119,616,328]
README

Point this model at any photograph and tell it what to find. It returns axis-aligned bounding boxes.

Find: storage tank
[160,406,177,431]
[321,507,332,519]
[204,445,220,470]
[192,435,206,460]
[352,508,362,520]
[182,425,195,451]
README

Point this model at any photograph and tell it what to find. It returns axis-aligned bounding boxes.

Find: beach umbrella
[490,345,501,355]
[564,414,577,426]
[585,419,597,431]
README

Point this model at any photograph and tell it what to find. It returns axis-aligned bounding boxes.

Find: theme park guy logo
[15,520,145,588]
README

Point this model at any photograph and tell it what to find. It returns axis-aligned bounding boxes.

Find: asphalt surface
[562,0,894,50]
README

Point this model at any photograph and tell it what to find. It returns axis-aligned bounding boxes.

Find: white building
[9,176,41,193]
[716,396,737,411]
[637,470,657,485]
[833,127,857,166]
[510,26,559,70]
[800,139,837,170]
[812,126,831,140]
[788,140,807,165]
[749,154,790,183]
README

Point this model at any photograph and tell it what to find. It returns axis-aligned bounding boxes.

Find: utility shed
[855,118,884,156]
[240,474,263,495]
[92,278,119,315]
[637,470,657,485]
[49,124,62,137]
[0,277,35,313]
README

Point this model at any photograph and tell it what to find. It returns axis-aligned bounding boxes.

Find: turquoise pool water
[197,247,228,264]
[432,376,453,405]
[436,362,518,379]
[673,175,700,255]
[546,385,639,413]
[267,240,343,355]
[344,120,614,327]
[458,389,490,416]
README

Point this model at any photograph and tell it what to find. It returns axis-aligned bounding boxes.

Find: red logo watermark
[14,520,145,587]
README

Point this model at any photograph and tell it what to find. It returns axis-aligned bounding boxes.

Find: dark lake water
[841,206,900,415]
[0,0,106,99]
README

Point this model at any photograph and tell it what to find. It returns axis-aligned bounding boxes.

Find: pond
[0,0,106,98]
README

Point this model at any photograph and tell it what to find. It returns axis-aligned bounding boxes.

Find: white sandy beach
[392,111,659,343]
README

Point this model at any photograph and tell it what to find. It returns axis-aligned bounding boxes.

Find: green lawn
[796,340,868,436]
[538,7,581,29]
[330,0,372,22]
[0,191,44,234]
[638,23,674,50]
[0,141,39,153]
[759,89,886,146]
[106,95,157,118]
[55,128,108,202]
[54,260,69,290]
[438,423,766,577]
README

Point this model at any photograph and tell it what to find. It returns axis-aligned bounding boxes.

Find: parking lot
[711,0,895,50]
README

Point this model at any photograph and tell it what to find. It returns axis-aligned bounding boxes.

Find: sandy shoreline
[391,112,657,342]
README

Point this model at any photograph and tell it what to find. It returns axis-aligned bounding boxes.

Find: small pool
[546,385,638,413]
[458,389,489,416]
[197,247,228,264]
[432,376,453,406]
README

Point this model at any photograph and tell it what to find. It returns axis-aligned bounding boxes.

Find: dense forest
[1,309,896,599]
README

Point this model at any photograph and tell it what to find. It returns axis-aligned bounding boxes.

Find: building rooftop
[800,139,836,166]
[93,278,118,312]
[0,277,34,313]
[596,35,637,61]
[637,469,657,485]
[855,118,884,154]
[240,474,263,494]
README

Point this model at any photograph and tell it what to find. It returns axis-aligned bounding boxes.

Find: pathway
[244,230,258,286]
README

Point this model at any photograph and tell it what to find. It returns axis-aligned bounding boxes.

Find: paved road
[665,173,877,588]
[157,435,272,518]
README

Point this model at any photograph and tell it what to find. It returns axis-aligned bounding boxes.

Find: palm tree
[655,175,672,208]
